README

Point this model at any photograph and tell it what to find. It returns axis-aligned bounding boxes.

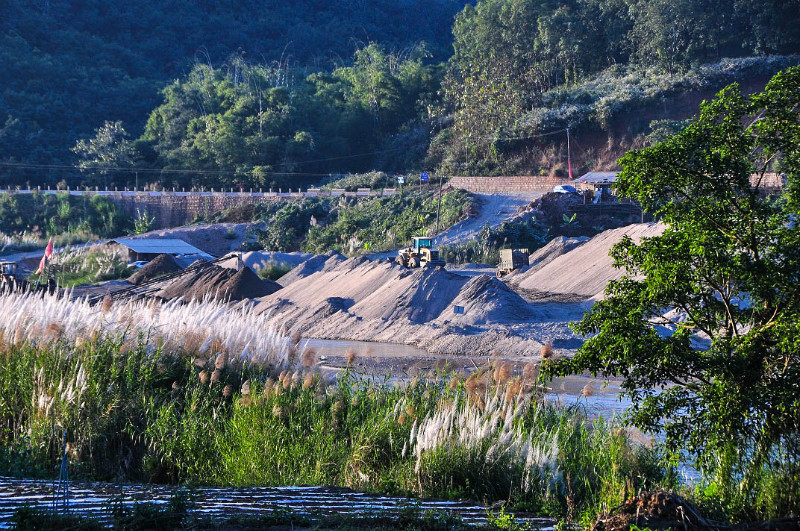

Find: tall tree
[547,67,800,517]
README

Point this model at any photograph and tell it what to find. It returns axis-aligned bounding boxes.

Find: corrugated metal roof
[575,171,620,184]
[111,238,215,259]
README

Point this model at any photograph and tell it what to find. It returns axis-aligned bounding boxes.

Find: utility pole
[435,173,443,235]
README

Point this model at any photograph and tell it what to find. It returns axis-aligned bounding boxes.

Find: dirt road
[434,193,542,247]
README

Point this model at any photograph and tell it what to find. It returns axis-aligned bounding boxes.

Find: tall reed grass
[0,291,666,522]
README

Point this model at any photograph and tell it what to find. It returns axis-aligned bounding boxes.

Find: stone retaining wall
[448,176,588,193]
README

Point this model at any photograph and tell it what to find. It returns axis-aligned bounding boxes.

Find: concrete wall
[448,176,587,193]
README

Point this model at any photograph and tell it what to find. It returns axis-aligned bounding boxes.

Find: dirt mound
[223,266,282,300]
[525,236,589,273]
[593,491,707,531]
[129,254,182,285]
[251,257,555,356]
[158,265,280,302]
[514,223,664,300]
[278,253,346,286]
[447,274,536,325]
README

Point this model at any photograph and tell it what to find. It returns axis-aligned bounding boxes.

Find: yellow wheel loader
[396,237,446,268]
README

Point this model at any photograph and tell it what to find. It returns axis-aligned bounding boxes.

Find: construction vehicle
[396,237,446,268]
[496,249,529,278]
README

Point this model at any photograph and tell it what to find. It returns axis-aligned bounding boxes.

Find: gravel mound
[525,236,590,272]
[158,265,281,302]
[251,257,551,356]
[278,253,346,286]
[513,223,664,300]
[129,254,182,285]
[224,267,282,300]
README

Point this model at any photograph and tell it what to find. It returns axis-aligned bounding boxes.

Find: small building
[574,171,620,202]
[108,238,215,263]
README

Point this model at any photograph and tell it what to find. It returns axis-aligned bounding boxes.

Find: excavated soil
[128,254,182,285]
[512,223,664,300]
[592,490,800,531]
[158,264,281,302]
[252,257,575,356]
[277,253,346,286]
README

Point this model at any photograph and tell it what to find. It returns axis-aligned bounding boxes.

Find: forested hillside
[0,0,469,184]
[433,0,800,175]
[1,0,799,188]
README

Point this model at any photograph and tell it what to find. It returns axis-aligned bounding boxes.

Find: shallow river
[0,477,555,528]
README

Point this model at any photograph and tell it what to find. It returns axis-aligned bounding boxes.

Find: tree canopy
[547,67,800,517]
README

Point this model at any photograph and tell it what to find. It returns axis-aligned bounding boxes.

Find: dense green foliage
[239,189,472,254]
[434,0,800,174]
[4,0,799,187]
[548,68,800,518]
[0,192,128,244]
[136,46,441,190]
[303,189,472,254]
[0,0,469,185]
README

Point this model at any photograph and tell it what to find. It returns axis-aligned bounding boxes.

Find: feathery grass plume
[301,348,316,368]
[102,295,113,313]
[241,379,251,396]
[291,330,302,346]
[290,370,302,389]
[223,384,233,398]
[345,348,356,366]
[210,369,222,385]
[45,322,64,341]
[192,357,207,368]
[239,395,253,407]
[398,413,407,425]
[272,404,283,419]
[494,362,512,384]
[582,382,594,397]
[263,378,275,397]
[199,370,209,384]
[171,381,180,390]
[522,362,539,382]
[13,324,25,345]
[540,343,554,359]
[214,350,228,370]
[302,372,315,390]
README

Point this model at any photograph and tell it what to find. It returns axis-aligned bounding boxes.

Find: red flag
[35,237,54,275]
[568,158,574,180]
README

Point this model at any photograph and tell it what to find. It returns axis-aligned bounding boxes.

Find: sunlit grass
[0,292,667,521]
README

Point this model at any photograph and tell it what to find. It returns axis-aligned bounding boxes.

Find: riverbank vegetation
[0,192,129,254]
[548,67,800,521]
[0,291,665,525]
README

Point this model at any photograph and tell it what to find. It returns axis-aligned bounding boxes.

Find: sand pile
[524,236,589,273]
[129,254,182,285]
[158,264,281,302]
[252,257,556,356]
[513,223,664,300]
[277,253,346,286]
[448,274,536,325]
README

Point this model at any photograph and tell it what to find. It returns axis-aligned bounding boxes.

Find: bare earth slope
[434,193,543,247]
[252,257,568,356]
[513,223,665,300]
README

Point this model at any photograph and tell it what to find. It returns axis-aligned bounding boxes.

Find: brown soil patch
[158,264,281,302]
[129,254,182,285]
